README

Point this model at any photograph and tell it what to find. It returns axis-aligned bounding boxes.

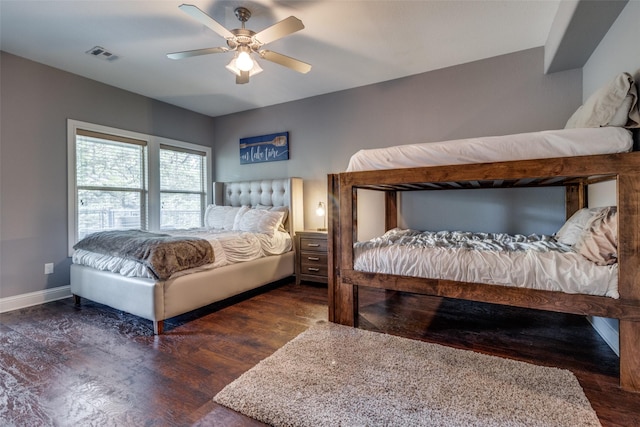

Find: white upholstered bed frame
[70,177,303,334]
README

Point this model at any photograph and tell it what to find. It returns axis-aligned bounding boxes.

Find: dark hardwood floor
[1,280,638,426]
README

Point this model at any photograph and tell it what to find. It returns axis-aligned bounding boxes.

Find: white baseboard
[587,316,620,356]
[0,285,72,313]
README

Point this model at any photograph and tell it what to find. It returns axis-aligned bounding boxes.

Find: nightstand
[295,230,328,284]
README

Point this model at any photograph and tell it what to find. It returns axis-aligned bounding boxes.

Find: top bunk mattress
[346,127,633,172]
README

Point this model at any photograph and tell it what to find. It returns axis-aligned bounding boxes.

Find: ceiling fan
[167,4,311,84]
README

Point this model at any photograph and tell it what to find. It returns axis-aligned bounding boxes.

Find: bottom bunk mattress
[353,228,618,298]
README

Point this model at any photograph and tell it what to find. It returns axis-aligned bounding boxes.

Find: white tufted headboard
[213,178,304,235]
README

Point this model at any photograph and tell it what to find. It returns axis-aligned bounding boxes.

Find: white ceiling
[0,0,561,118]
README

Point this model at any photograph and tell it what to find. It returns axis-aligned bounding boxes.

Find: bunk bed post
[617,172,640,393]
[328,174,358,326]
[385,190,398,230]
[328,174,339,322]
[565,182,587,218]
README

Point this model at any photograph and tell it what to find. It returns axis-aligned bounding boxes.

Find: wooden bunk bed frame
[328,151,640,392]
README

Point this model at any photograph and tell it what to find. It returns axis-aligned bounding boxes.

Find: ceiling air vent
[85,46,119,62]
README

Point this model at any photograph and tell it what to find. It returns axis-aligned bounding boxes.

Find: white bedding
[346,127,633,172]
[72,228,292,280]
[353,229,618,298]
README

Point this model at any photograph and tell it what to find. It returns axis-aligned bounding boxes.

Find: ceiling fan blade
[167,46,229,60]
[259,50,311,74]
[236,71,250,85]
[254,16,304,45]
[179,4,234,40]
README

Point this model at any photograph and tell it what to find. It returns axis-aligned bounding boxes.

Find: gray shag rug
[214,321,601,427]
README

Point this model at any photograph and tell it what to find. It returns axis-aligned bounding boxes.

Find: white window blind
[75,129,147,240]
[159,145,206,229]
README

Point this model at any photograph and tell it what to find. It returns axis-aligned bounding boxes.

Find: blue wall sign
[240,132,289,164]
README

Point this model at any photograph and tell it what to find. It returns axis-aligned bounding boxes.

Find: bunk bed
[328,74,640,392]
[71,177,303,334]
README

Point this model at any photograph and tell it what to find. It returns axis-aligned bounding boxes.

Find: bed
[328,72,640,392]
[71,177,303,334]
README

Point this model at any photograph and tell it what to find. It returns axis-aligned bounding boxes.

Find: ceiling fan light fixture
[226,53,263,77]
[236,48,254,71]
[171,4,310,84]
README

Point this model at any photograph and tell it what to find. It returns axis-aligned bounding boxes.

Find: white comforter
[353,229,618,298]
[72,228,292,280]
[346,127,633,172]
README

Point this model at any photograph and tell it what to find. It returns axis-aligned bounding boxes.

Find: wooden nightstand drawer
[301,251,328,278]
[300,238,327,252]
[301,253,328,265]
[295,231,328,285]
[300,263,328,277]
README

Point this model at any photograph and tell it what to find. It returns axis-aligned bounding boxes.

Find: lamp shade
[226,49,263,77]
[316,201,327,231]
[236,50,253,71]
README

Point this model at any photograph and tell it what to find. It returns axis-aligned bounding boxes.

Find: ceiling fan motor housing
[227,28,259,50]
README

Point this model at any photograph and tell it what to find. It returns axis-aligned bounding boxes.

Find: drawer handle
[306,243,320,247]
[307,267,320,272]
[307,256,320,261]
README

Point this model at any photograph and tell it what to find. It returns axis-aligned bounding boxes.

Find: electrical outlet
[44,263,54,275]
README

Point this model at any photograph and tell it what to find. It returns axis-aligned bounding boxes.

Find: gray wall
[583,1,640,98]
[0,52,216,299]
[212,47,582,236]
[582,0,640,209]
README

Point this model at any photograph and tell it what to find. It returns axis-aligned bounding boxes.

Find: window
[75,130,147,240]
[68,120,211,254]
[160,145,206,229]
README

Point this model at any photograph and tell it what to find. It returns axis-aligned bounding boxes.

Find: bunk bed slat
[342,270,640,320]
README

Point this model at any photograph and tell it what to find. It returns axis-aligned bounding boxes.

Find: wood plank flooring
[1,279,638,426]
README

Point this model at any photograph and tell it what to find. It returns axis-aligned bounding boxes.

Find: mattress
[353,229,618,298]
[72,228,292,280]
[346,127,633,172]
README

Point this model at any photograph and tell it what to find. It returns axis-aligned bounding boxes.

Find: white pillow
[565,72,636,129]
[608,94,634,127]
[231,206,251,230]
[204,205,242,230]
[255,204,289,228]
[204,205,227,229]
[554,207,609,246]
[574,206,617,265]
[233,207,285,237]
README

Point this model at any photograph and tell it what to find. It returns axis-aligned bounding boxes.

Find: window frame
[67,119,212,255]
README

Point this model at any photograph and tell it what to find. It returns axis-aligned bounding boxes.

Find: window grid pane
[160,193,203,229]
[77,190,143,239]
[76,137,144,189]
[160,148,205,192]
